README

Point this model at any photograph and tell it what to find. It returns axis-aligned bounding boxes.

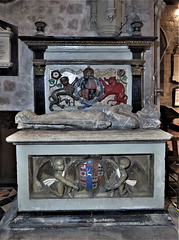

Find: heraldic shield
[80,160,103,191]
[74,66,103,109]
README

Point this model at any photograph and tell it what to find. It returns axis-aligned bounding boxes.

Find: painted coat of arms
[48,66,128,111]
[80,160,103,191]
[75,67,103,108]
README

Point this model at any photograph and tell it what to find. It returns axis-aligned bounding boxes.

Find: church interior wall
[0,0,155,112]
[0,0,176,186]
[160,5,179,107]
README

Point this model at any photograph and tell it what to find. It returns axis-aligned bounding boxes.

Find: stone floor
[0,187,178,240]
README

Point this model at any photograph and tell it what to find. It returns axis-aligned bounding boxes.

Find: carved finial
[131,15,143,36]
[35,16,46,36]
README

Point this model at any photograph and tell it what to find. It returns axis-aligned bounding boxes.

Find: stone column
[153,0,166,107]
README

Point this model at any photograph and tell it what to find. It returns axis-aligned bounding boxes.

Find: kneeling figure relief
[29,154,154,199]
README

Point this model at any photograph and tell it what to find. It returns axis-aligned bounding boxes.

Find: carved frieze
[19,36,157,50]
[29,154,154,199]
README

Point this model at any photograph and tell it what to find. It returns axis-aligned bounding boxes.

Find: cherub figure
[37,158,79,198]
[105,157,136,196]
[49,76,79,111]
[111,157,131,196]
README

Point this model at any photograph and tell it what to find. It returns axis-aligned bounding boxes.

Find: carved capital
[131,64,144,76]
[33,60,46,76]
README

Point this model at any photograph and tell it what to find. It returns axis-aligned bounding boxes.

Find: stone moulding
[44,59,145,66]
[6,129,172,145]
[19,36,157,50]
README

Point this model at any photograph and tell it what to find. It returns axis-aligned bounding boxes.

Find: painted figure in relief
[98,76,128,105]
[37,158,79,198]
[105,157,137,196]
[49,76,79,111]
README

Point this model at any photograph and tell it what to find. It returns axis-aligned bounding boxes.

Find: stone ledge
[6,129,172,145]
[9,210,173,229]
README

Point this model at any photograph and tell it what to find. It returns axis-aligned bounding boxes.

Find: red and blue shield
[74,76,103,109]
[80,78,97,101]
[80,160,103,191]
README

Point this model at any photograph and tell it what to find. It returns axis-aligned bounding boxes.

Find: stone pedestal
[6,129,172,212]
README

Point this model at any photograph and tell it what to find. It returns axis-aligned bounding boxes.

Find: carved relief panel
[29,154,154,199]
[45,65,131,113]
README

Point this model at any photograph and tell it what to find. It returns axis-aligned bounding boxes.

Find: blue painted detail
[74,77,104,109]
[86,160,93,190]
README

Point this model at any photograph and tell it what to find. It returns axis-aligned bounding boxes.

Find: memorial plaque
[0,26,13,68]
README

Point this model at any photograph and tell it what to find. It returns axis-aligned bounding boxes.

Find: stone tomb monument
[7,36,172,211]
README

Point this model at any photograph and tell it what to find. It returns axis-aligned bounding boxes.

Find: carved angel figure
[37,158,79,198]
[105,157,137,196]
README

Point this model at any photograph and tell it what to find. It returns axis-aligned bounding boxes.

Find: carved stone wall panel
[28,154,154,199]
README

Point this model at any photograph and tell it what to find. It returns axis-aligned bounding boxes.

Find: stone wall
[0,0,155,111]
[160,5,179,107]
